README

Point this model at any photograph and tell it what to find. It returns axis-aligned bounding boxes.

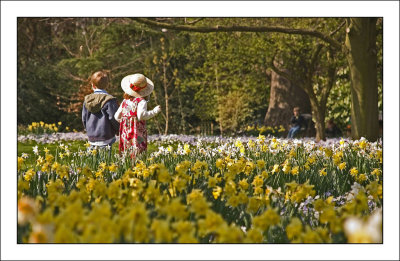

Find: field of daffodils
[17,128,382,243]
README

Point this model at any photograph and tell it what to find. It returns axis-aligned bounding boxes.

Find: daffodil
[307,156,316,164]
[291,166,299,175]
[366,181,382,200]
[252,208,280,231]
[18,157,24,171]
[238,178,249,190]
[338,162,346,170]
[289,149,296,158]
[216,224,244,243]
[256,160,265,169]
[108,163,117,172]
[226,195,240,208]
[282,163,291,174]
[221,179,234,196]
[356,173,367,182]
[246,197,262,214]
[245,228,264,243]
[350,167,359,177]
[99,162,107,170]
[271,164,280,174]
[286,217,303,240]
[24,169,35,182]
[257,134,265,144]
[183,144,191,154]
[173,220,196,238]
[302,225,323,243]
[247,139,255,148]
[212,186,222,199]
[371,168,382,176]
[167,145,173,153]
[41,162,51,172]
[319,168,327,177]
[359,139,367,150]
[344,209,382,243]
[324,148,333,157]
[252,175,264,187]
[215,158,224,169]
[261,170,269,179]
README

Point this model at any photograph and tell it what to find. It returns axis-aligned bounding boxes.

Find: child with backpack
[114,73,161,157]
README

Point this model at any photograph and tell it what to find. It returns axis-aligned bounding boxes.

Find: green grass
[18,140,159,165]
[18,140,86,155]
[18,140,86,165]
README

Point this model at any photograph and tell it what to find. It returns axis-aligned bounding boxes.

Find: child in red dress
[114,73,161,157]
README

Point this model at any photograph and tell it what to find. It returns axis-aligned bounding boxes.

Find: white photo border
[2,1,399,260]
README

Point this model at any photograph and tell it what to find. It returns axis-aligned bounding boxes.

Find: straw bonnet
[121,73,154,98]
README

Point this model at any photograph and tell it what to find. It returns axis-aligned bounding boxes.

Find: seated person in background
[325,118,342,138]
[287,107,305,139]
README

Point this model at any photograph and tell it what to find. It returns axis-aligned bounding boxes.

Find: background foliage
[17,18,382,135]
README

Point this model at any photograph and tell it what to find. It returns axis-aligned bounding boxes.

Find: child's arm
[137,100,161,121]
[82,103,87,130]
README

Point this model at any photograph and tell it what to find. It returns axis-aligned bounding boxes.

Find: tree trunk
[177,86,186,134]
[215,65,223,135]
[309,96,326,142]
[305,60,336,142]
[163,61,169,135]
[264,70,311,131]
[345,18,379,141]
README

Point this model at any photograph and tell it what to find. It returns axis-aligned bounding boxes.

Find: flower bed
[17,135,382,243]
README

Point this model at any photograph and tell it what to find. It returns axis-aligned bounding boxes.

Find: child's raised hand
[153,105,161,114]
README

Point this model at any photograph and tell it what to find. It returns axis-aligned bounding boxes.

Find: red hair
[90,71,109,89]
[123,93,135,100]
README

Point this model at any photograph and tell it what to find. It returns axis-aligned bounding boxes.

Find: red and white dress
[115,98,159,158]
[117,98,147,157]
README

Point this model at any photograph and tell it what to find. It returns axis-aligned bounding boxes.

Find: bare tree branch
[83,31,92,56]
[268,52,294,83]
[308,44,324,79]
[54,38,79,58]
[133,18,342,49]
[169,84,179,98]
[90,19,117,52]
[320,63,337,106]
[330,20,346,36]
[167,77,175,89]
[185,18,204,25]
[110,58,141,72]
[65,71,88,82]
[152,86,167,122]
